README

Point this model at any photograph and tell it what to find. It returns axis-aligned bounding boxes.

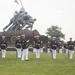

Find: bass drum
[11,36,17,43]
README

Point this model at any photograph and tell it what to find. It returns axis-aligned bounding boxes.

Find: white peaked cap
[53,37,56,39]
[34,35,39,38]
[2,36,5,38]
[21,34,25,37]
[17,35,20,38]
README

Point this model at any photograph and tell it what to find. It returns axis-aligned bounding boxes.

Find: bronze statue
[3,7,36,31]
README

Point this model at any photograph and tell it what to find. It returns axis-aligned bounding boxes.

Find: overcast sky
[0,0,75,41]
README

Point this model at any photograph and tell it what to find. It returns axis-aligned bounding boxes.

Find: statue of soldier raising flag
[3,0,36,31]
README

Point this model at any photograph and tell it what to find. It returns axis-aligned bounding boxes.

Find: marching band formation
[0,35,75,60]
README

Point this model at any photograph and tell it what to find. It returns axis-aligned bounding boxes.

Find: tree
[46,25,65,40]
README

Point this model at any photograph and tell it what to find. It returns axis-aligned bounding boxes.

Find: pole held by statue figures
[19,0,25,11]
[19,0,23,8]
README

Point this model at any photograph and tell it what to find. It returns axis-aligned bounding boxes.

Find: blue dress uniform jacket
[58,44,62,49]
[40,42,43,48]
[35,40,41,49]
[47,43,50,48]
[64,43,68,49]
[51,41,58,50]
[32,41,36,48]
[0,40,7,49]
[15,40,22,48]
[67,41,74,50]
[21,39,29,49]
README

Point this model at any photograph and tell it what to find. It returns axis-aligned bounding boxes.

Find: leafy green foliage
[46,25,65,40]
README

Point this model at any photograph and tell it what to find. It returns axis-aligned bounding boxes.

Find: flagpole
[19,0,25,11]
[19,0,24,8]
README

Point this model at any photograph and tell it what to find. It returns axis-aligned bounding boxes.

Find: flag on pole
[14,0,19,4]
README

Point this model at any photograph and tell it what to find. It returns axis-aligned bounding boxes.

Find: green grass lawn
[0,51,75,75]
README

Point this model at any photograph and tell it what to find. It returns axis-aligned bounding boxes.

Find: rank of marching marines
[0,34,75,60]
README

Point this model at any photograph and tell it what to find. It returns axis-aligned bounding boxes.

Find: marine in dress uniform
[50,37,58,59]
[58,42,62,53]
[34,36,41,58]
[0,36,7,58]
[40,41,43,53]
[67,38,74,59]
[32,36,36,53]
[47,41,50,53]
[15,35,22,58]
[64,42,68,53]
[21,34,29,61]
[32,42,36,53]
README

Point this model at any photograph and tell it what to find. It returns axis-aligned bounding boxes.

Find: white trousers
[65,49,68,53]
[68,50,73,59]
[59,49,62,53]
[47,48,50,53]
[40,48,43,53]
[52,49,56,59]
[36,48,40,58]
[16,48,21,58]
[21,48,29,60]
[33,48,36,53]
[1,49,6,58]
